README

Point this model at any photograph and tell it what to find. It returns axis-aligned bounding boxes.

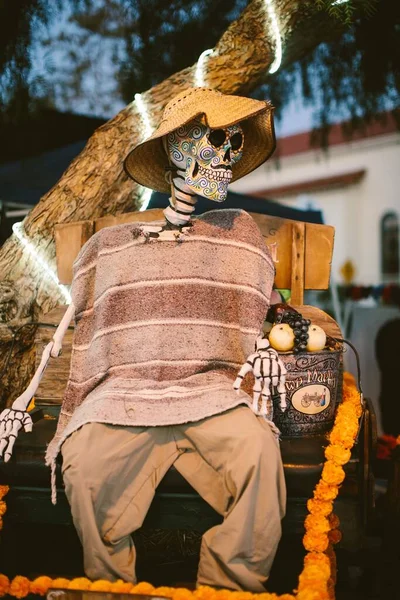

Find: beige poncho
[46,209,274,474]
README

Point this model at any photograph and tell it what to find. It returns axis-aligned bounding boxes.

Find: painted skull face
[166,120,244,202]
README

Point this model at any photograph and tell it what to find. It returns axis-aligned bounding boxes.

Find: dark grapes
[289,312,310,353]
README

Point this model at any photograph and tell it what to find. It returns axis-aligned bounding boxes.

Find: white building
[232,114,400,433]
[231,113,400,286]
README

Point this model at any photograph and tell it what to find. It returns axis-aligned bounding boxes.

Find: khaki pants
[61,405,286,591]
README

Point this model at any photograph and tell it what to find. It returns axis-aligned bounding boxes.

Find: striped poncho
[46,209,275,471]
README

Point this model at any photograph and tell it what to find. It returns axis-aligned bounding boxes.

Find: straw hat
[124,87,275,193]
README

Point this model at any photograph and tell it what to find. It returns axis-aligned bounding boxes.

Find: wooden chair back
[54,209,335,306]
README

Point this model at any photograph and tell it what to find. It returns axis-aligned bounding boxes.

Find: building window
[381,212,399,280]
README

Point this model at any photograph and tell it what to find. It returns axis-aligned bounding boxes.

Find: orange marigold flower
[30,576,53,596]
[313,481,339,502]
[0,486,9,499]
[299,562,330,582]
[328,428,356,449]
[68,578,92,590]
[131,582,155,594]
[111,581,134,593]
[327,578,335,600]
[210,591,232,600]
[9,576,31,599]
[321,461,345,486]
[296,586,330,600]
[90,580,113,592]
[343,371,355,384]
[0,501,7,517]
[50,578,70,589]
[228,592,253,600]
[304,552,330,567]
[194,585,216,599]
[324,444,351,465]
[303,532,329,553]
[336,403,360,424]
[325,543,336,559]
[328,513,340,530]
[153,587,175,597]
[305,514,330,535]
[0,574,10,597]
[328,528,342,544]
[170,587,195,600]
[307,498,333,517]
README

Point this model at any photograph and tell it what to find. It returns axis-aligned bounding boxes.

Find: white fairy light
[331,0,350,5]
[194,48,214,87]
[264,0,282,74]
[134,92,153,139]
[12,222,72,304]
[134,93,154,210]
[139,187,153,211]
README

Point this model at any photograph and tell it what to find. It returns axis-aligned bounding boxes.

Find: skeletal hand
[234,336,287,419]
[0,407,33,462]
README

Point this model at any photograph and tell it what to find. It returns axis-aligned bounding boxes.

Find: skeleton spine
[164,172,197,227]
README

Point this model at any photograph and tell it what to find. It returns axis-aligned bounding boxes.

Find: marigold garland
[0,374,362,600]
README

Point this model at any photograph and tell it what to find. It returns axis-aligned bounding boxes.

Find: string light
[134,92,153,139]
[139,187,153,212]
[194,48,214,87]
[194,2,282,84]
[331,0,349,4]
[264,0,282,74]
[12,222,72,304]
[134,93,154,210]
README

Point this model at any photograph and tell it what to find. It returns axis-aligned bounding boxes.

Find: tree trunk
[0,0,345,407]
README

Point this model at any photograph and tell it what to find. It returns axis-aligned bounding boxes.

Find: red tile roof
[251,169,366,199]
[276,111,398,158]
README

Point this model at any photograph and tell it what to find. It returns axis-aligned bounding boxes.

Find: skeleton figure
[234,336,287,420]
[0,113,275,462]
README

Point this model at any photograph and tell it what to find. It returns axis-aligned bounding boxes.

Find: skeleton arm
[0,303,75,462]
[234,337,287,420]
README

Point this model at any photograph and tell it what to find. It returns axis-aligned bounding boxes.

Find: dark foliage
[0,0,398,141]
[260,0,399,139]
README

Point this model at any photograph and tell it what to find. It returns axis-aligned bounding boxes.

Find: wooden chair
[0,210,377,583]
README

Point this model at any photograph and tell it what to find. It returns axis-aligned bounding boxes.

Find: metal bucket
[273,348,342,436]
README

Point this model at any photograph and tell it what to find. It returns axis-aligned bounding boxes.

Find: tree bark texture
[0,0,346,407]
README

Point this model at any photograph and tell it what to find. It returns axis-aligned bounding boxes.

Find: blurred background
[0,0,399,434]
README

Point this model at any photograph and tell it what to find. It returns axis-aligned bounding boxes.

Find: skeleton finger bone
[4,434,17,462]
[0,438,7,458]
[0,417,7,439]
[277,380,287,411]
[4,420,12,439]
[252,378,262,413]
[233,361,253,392]
[22,413,33,433]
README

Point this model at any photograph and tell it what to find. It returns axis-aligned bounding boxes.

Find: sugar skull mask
[166,120,244,202]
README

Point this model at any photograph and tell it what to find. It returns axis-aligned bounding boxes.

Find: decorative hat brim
[124,88,276,193]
